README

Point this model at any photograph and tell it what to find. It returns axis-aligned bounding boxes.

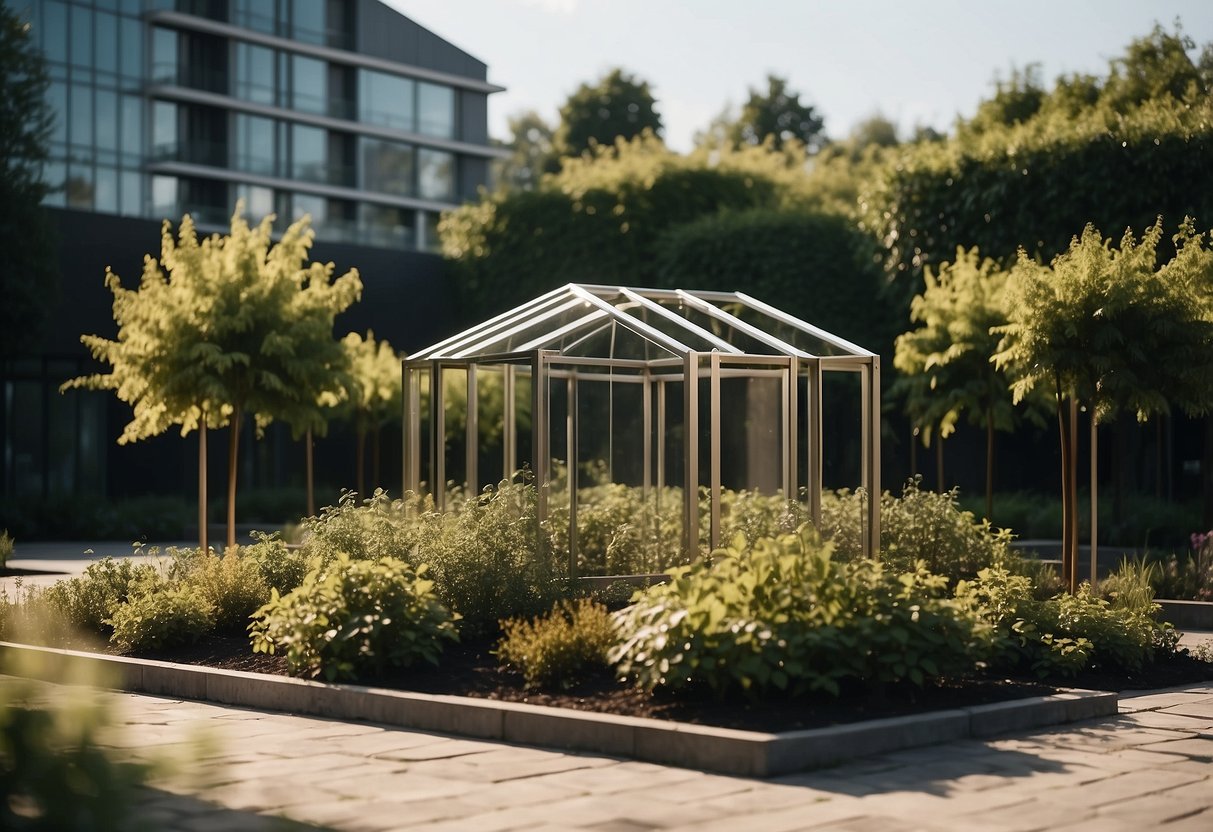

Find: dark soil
[130,636,1213,734]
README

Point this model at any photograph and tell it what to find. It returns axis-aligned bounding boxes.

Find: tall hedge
[655,209,894,353]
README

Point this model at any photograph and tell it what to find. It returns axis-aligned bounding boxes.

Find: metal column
[709,352,721,550]
[465,365,478,495]
[683,352,700,556]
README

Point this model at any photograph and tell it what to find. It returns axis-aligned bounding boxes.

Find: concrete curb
[0,642,1117,777]
[1157,599,1213,630]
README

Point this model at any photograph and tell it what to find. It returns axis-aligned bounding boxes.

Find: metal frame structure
[403,284,881,573]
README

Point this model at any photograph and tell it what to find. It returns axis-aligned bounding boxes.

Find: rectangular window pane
[291,123,325,182]
[235,183,274,220]
[417,148,454,201]
[358,203,414,249]
[291,192,326,224]
[42,1,68,64]
[95,90,118,152]
[120,17,143,79]
[67,164,94,209]
[234,114,276,175]
[151,175,178,218]
[420,210,441,253]
[70,5,92,68]
[292,0,325,45]
[120,95,143,159]
[120,170,141,216]
[292,54,326,115]
[152,27,177,83]
[95,166,119,212]
[152,101,176,157]
[96,12,119,74]
[358,69,414,131]
[43,161,67,207]
[417,82,455,138]
[48,82,68,145]
[232,0,276,34]
[360,137,414,196]
[234,42,275,105]
[69,85,93,147]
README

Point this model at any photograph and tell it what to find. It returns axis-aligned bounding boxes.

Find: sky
[385,0,1213,151]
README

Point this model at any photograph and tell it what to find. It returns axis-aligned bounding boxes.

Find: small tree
[995,220,1213,590]
[725,74,825,153]
[555,68,662,158]
[66,208,361,549]
[339,331,402,496]
[893,248,1040,517]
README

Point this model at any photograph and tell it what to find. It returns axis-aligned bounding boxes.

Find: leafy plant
[40,557,158,634]
[108,582,216,652]
[611,527,993,698]
[242,533,312,594]
[496,598,617,690]
[250,554,459,681]
[0,529,11,570]
[182,550,270,633]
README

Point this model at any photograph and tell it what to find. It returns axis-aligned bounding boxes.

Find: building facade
[2,0,500,513]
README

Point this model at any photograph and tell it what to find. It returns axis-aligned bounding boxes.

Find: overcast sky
[386,0,1213,150]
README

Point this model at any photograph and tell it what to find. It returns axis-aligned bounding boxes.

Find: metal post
[531,351,548,524]
[567,372,578,578]
[466,364,478,495]
[503,364,516,482]
[683,352,700,556]
[807,359,823,530]
[430,361,445,510]
[709,352,721,550]
[785,357,798,502]
[642,371,652,499]
[867,357,882,557]
[402,364,417,494]
[1091,415,1098,588]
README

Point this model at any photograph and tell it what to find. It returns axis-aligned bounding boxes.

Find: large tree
[493,110,558,191]
[726,74,825,153]
[554,68,662,159]
[995,221,1213,591]
[65,208,361,548]
[0,5,57,358]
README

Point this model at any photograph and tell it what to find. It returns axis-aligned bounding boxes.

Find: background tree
[726,74,826,153]
[994,221,1213,591]
[67,209,361,549]
[893,248,1039,517]
[0,5,57,358]
[492,110,557,191]
[339,331,402,496]
[554,68,662,158]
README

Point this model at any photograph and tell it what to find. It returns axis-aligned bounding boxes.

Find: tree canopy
[492,110,557,191]
[554,68,663,159]
[723,74,826,153]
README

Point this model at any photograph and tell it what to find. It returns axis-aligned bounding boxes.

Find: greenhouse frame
[403,283,881,575]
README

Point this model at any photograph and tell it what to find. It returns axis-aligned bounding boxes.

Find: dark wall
[356,0,488,80]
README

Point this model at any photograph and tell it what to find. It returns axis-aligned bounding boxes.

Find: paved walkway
[10,678,1206,831]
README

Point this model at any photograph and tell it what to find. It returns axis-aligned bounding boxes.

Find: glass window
[417,82,455,138]
[358,69,414,131]
[66,164,94,209]
[291,123,326,182]
[291,0,325,45]
[233,42,275,106]
[70,5,92,68]
[42,1,68,64]
[417,148,454,201]
[120,95,142,158]
[48,82,68,145]
[95,90,118,152]
[151,175,178,219]
[69,85,92,147]
[359,203,414,249]
[95,166,119,212]
[232,0,276,34]
[419,211,442,253]
[235,184,274,221]
[152,100,176,157]
[291,192,326,224]
[42,161,67,207]
[120,170,141,216]
[291,54,326,115]
[152,27,177,83]
[119,17,143,79]
[95,12,118,74]
[234,114,276,176]
[359,137,413,196]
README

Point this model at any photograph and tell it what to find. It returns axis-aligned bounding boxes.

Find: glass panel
[42,161,67,207]
[235,183,275,221]
[95,166,119,212]
[291,123,326,182]
[69,85,92,147]
[120,95,142,158]
[42,1,68,64]
[95,12,118,74]
[152,100,176,156]
[358,69,414,131]
[119,17,143,78]
[152,27,177,83]
[95,90,118,152]
[441,366,468,496]
[66,163,93,208]
[233,42,275,105]
[291,192,326,224]
[291,54,326,115]
[417,149,453,201]
[652,297,777,354]
[70,5,92,67]
[420,210,442,253]
[726,300,854,356]
[417,82,454,138]
[6,380,45,496]
[151,174,178,218]
[77,391,107,493]
[358,203,414,249]
[233,114,276,175]
[119,169,141,216]
[359,137,413,195]
[48,82,68,145]
[232,0,276,34]
[291,0,325,45]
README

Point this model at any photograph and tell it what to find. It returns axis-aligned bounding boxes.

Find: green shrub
[182,551,270,633]
[250,554,459,681]
[108,583,215,652]
[242,533,312,594]
[299,489,423,566]
[821,479,1012,581]
[612,528,993,697]
[1098,558,1160,612]
[496,598,617,690]
[40,557,158,634]
[0,529,12,569]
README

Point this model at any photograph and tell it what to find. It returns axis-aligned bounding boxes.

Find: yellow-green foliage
[108,582,215,652]
[185,551,270,632]
[338,330,402,434]
[496,598,617,690]
[0,529,11,569]
[40,557,158,634]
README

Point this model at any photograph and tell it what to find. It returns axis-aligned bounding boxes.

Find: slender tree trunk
[985,407,995,520]
[355,427,366,496]
[935,431,945,493]
[226,405,241,550]
[1057,385,1074,594]
[305,427,315,517]
[1068,399,1080,592]
[371,424,381,492]
[1090,413,1098,588]
[198,419,208,553]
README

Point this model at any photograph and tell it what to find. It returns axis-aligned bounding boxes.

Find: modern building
[2,0,503,513]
